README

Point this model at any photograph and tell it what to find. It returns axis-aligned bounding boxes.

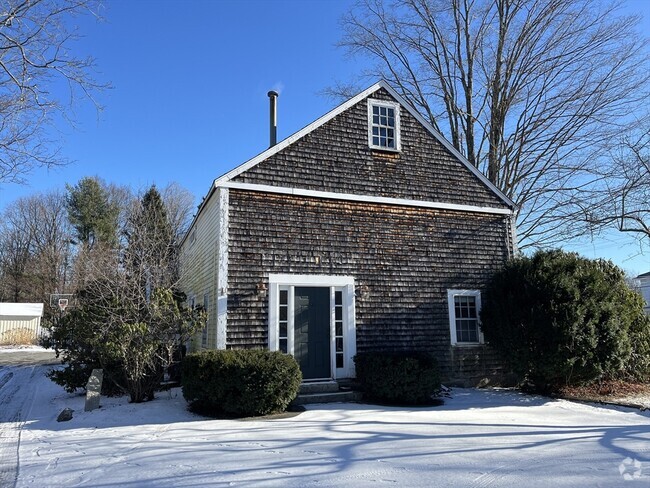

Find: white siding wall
[0,303,44,344]
[179,190,221,351]
[639,277,650,314]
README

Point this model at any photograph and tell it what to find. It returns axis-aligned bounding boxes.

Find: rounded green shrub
[182,349,302,417]
[480,249,650,392]
[354,351,440,405]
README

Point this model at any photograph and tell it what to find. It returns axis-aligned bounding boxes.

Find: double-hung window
[447,290,483,345]
[368,99,401,151]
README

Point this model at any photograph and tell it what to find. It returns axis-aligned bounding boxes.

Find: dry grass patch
[559,380,650,403]
[0,328,38,346]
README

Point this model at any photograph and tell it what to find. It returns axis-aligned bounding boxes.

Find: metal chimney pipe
[268,90,278,147]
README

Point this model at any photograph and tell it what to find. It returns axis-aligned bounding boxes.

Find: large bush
[182,349,302,417]
[44,185,205,402]
[354,351,440,405]
[44,287,204,401]
[481,250,650,392]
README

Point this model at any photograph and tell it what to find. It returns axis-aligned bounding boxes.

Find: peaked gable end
[219,82,513,211]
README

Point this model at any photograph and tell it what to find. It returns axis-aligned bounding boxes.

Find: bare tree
[0,191,72,304]
[337,0,650,248]
[0,0,107,184]
[0,225,32,302]
[161,182,196,240]
[585,129,650,244]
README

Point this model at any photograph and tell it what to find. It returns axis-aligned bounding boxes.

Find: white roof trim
[214,82,386,186]
[183,80,516,247]
[214,80,514,209]
[221,181,513,216]
[0,303,44,317]
[377,83,514,209]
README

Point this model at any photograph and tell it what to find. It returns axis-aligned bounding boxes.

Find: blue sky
[0,0,649,276]
[0,0,361,204]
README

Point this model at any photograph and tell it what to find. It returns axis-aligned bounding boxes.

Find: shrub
[354,351,440,405]
[44,287,204,401]
[480,250,650,393]
[182,349,302,417]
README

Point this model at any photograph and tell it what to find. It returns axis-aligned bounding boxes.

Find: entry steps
[292,380,361,405]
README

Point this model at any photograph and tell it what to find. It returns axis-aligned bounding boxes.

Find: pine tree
[66,177,120,249]
[126,185,177,291]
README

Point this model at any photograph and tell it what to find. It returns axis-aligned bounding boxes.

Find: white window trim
[201,292,209,348]
[447,289,484,346]
[186,295,196,351]
[368,99,401,152]
[268,274,357,379]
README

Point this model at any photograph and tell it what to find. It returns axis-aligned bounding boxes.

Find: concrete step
[299,381,340,394]
[293,390,362,405]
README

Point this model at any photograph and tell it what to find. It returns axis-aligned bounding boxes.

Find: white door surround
[268,274,357,379]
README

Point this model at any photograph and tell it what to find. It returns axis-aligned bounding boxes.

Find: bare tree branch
[586,128,650,245]
[0,0,108,184]
[339,0,650,248]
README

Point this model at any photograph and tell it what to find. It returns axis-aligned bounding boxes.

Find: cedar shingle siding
[227,191,511,383]
[234,89,507,209]
[182,83,515,385]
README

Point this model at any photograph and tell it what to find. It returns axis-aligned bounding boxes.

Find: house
[636,272,650,314]
[0,303,45,345]
[180,81,517,386]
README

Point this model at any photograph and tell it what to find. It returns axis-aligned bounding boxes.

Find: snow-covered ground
[0,346,47,353]
[2,362,649,487]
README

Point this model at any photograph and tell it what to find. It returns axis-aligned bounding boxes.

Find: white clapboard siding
[179,190,222,351]
[0,303,45,342]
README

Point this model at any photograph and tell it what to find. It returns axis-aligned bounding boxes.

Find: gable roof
[213,80,514,209]
[182,81,516,247]
[0,303,44,317]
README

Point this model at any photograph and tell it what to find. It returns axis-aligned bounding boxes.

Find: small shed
[0,303,45,345]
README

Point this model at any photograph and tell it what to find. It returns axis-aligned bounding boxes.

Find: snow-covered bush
[480,250,650,392]
[182,350,302,417]
[354,351,440,405]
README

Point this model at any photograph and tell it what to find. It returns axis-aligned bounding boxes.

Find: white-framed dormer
[447,289,484,346]
[367,98,401,152]
[268,274,357,380]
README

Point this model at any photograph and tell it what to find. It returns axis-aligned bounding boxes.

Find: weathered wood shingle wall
[233,88,508,209]
[220,87,514,383]
[228,191,511,383]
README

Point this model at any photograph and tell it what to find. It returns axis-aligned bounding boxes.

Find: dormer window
[368,99,401,151]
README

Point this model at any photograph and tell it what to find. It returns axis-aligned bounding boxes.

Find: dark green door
[294,287,331,379]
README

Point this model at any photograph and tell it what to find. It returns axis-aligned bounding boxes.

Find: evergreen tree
[126,185,177,290]
[46,184,202,403]
[66,177,120,249]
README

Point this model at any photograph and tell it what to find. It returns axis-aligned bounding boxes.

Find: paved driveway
[0,348,58,366]
[0,349,58,488]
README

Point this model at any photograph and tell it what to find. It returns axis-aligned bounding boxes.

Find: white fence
[0,303,45,344]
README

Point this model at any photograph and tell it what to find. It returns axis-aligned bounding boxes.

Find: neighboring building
[636,272,650,314]
[180,81,517,385]
[0,303,45,344]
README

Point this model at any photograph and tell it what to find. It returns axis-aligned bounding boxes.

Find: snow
[2,365,649,487]
[0,303,44,317]
[0,346,50,353]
